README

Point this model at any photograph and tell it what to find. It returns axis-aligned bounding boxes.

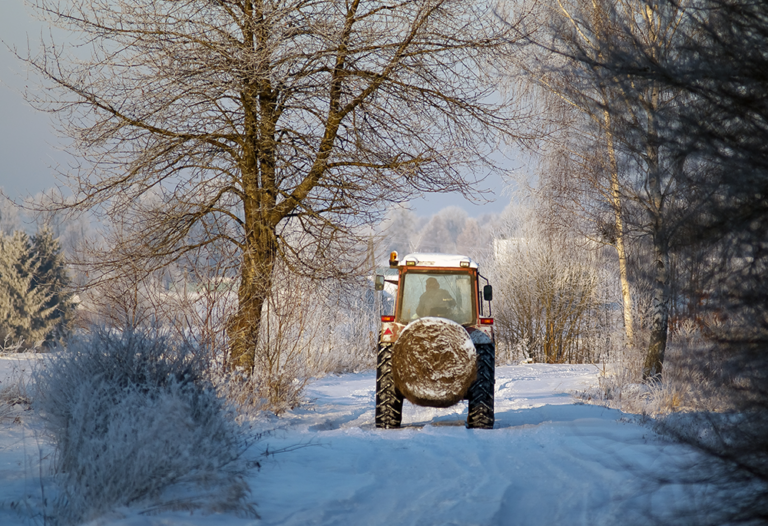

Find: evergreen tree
[0,230,74,350]
[31,228,75,345]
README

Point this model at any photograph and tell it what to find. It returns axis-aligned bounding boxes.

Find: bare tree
[517,0,696,378]
[505,0,637,345]
[23,0,533,371]
[490,205,618,365]
[607,3,768,520]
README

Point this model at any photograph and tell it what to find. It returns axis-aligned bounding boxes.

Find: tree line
[498,0,766,380]
[517,2,768,519]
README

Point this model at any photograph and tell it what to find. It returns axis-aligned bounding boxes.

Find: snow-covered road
[1,359,706,525]
[252,364,700,526]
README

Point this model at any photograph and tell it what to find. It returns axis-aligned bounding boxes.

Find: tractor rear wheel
[467,343,495,429]
[375,342,404,428]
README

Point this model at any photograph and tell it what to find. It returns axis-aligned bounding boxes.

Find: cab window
[397,271,475,325]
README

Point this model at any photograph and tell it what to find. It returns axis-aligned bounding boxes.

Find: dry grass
[0,360,34,424]
[577,321,730,416]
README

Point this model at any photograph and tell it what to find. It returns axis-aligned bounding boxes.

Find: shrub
[0,359,33,423]
[34,329,252,523]
[491,232,619,365]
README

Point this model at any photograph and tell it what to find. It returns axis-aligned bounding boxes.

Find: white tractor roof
[398,253,478,269]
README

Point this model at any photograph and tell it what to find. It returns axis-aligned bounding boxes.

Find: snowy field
[0,356,709,525]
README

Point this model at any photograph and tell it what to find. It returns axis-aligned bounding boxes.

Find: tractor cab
[375,251,494,341]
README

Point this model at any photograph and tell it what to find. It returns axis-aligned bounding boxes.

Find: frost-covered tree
[23,0,532,372]
[0,196,22,235]
[519,0,697,378]
[0,231,54,348]
[376,204,495,262]
[417,206,469,253]
[378,206,426,258]
[568,3,768,520]
[31,228,75,343]
[490,215,617,364]
[0,230,73,350]
[508,0,637,345]
[458,214,499,260]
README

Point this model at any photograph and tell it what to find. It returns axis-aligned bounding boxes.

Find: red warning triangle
[383,328,393,336]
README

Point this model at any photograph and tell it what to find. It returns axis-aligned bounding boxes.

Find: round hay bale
[392,317,477,408]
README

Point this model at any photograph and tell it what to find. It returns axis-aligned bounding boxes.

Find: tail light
[479,317,494,325]
[381,315,395,323]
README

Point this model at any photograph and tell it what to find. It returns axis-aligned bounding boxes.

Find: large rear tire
[375,342,404,429]
[467,343,495,429]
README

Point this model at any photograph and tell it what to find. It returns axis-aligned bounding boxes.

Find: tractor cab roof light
[389,251,399,268]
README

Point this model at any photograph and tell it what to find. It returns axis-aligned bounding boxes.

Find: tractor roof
[398,253,478,269]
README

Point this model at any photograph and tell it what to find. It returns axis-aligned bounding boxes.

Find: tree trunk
[643,230,670,379]
[615,228,634,343]
[642,80,670,380]
[227,1,281,373]
[227,223,278,372]
[604,110,635,344]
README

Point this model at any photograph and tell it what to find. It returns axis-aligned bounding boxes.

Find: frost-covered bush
[577,321,731,416]
[490,230,620,365]
[35,329,251,523]
[76,256,378,415]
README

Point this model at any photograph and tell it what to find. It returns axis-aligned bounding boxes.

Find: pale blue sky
[0,1,516,216]
[1,2,66,201]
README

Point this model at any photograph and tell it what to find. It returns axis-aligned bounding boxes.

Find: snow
[0,353,47,525]
[0,359,711,525]
[398,253,478,269]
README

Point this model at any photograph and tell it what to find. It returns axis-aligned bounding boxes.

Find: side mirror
[483,284,493,302]
[375,275,385,291]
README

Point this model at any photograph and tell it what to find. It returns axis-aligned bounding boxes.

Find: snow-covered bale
[392,317,477,407]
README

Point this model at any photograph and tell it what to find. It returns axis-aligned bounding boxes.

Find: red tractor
[374,252,495,429]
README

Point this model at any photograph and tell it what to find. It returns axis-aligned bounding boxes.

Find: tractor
[374,251,495,429]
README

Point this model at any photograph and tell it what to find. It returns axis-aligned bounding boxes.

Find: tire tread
[467,343,495,429]
[375,342,403,428]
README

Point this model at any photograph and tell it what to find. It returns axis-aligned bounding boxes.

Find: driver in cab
[416,277,456,318]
